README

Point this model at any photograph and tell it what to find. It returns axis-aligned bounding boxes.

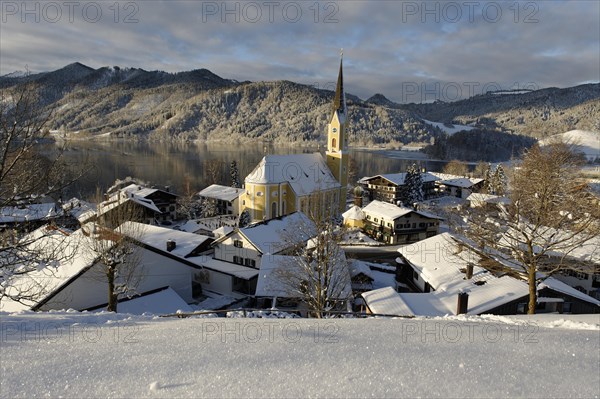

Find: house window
[256,192,263,196]
[233,256,243,265]
[244,258,256,268]
[413,270,419,281]
[272,202,277,219]
[193,270,210,284]
[234,240,243,248]
[242,200,246,206]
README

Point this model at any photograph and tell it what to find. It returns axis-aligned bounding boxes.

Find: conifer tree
[405,163,424,206]
[230,160,241,188]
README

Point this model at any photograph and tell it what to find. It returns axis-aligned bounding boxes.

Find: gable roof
[239,212,316,254]
[120,222,212,258]
[361,287,414,316]
[395,232,600,316]
[430,173,484,188]
[199,184,244,202]
[362,200,443,221]
[0,203,58,224]
[360,172,439,186]
[245,153,340,197]
[97,191,161,217]
[0,226,109,312]
[342,205,365,221]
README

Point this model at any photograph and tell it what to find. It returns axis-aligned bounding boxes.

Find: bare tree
[0,82,85,303]
[203,159,224,185]
[457,142,600,314]
[85,193,146,312]
[275,196,351,318]
[177,174,201,219]
[443,159,469,176]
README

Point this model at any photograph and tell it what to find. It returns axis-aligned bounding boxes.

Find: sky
[1,0,599,103]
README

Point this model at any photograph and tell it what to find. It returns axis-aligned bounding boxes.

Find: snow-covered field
[540,130,599,161]
[1,311,598,398]
[422,119,475,135]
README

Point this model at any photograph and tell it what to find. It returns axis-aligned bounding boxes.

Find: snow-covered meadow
[1,311,598,398]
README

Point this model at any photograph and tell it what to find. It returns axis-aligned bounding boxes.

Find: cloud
[0,0,598,102]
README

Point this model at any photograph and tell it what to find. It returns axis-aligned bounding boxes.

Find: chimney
[466,263,474,279]
[457,292,469,315]
[165,186,170,193]
[166,240,176,252]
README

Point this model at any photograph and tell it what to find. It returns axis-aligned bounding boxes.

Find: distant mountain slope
[0,63,436,145]
[540,130,600,161]
[403,85,600,139]
[2,63,598,145]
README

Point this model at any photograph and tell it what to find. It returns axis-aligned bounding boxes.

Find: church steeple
[332,51,346,116]
[326,50,349,213]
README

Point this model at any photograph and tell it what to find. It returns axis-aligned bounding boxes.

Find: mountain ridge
[1,63,598,147]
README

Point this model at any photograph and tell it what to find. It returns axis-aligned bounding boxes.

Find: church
[240,55,350,222]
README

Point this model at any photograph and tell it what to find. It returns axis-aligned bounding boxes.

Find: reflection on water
[53,141,448,200]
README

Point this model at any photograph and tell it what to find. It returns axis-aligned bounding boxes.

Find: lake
[50,141,449,200]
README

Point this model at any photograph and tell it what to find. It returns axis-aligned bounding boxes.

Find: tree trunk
[107,267,118,312]
[527,269,537,315]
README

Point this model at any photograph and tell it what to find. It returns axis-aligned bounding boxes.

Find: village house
[0,223,213,313]
[370,232,600,316]
[359,172,439,204]
[430,173,485,199]
[0,200,61,232]
[97,184,178,227]
[198,184,243,217]
[359,172,484,205]
[342,200,442,244]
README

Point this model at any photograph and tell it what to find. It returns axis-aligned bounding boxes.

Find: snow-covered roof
[342,205,365,221]
[245,153,340,196]
[348,259,375,279]
[0,203,58,224]
[255,255,297,297]
[362,200,442,221]
[398,233,501,290]
[120,184,159,198]
[97,191,161,217]
[396,232,600,316]
[466,193,510,206]
[199,184,243,202]
[362,201,412,219]
[0,227,109,312]
[63,198,97,223]
[110,287,193,315]
[240,212,316,254]
[360,172,439,186]
[213,225,234,238]
[540,278,600,305]
[430,173,484,188]
[255,253,351,299]
[120,222,212,258]
[361,287,414,316]
[196,258,259,280]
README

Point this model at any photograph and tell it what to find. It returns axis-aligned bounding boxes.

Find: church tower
[326,52,349,212]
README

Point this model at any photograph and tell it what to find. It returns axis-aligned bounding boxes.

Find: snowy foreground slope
[1,312,599,398]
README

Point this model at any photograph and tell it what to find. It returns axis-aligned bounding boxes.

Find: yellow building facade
[240,56,349,222]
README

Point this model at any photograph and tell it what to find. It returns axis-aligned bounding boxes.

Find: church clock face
[332,128,337,133]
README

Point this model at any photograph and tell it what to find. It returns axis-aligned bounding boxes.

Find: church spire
[332,50,346,116]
